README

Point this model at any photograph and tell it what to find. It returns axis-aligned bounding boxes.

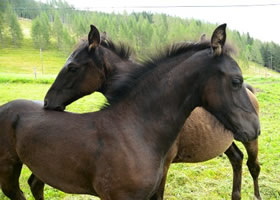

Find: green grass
[0,38,67,74]
[0,19,67,75]
[20,18,32,39]
[241,61,280,78]
[0,73,56,84]
[0,76,279,200]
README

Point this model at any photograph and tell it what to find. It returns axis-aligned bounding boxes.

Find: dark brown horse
[42,29,262,200]
[0,24,260,200]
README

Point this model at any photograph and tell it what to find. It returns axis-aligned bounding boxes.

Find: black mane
[104,41,231,107]
[101,39,132,60]
[74,38,132,60]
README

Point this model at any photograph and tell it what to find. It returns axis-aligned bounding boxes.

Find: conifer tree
[31,12,51,49]
[61,27,75,54]
[53,12,63,48]
[31,17,43,49]
[0,12,4,47]
[5,3,23,46]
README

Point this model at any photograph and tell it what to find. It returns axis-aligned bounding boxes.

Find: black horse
[0,24,260,200]
[42,28,262,200]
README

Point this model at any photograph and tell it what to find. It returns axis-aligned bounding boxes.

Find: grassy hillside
[1,19,279,78]
[0,19,67,75]
[0,38,66,75]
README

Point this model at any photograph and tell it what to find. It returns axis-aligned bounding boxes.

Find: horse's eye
[68,65,79,73]
[232,78,242,90]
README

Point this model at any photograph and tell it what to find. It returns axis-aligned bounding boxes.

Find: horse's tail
[244,83,259,114]
[244,82,256,94]
[0,101,21,140]
[0,101,22,160]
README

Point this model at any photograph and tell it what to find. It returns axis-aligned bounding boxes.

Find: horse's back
[0,99,43,114]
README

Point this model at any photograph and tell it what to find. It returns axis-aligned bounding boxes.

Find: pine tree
[40,12,51,47]
[61,27,75,54]
[31,17,43,49]
[0,0,8,13]
[5,3,23,46]
[31,12,51,49]
[53,12,63,48]
[0,12,4,47]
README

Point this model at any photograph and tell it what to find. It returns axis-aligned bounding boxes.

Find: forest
[0,0,280,72]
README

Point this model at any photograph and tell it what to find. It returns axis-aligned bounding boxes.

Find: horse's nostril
[257,128,261,136]
[44,99,48,108]
[55,105,65,112]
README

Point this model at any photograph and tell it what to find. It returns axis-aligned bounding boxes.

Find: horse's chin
[54,106,65,112]
[44,105,65,112]
[233,131,258,143]
[233,133,248,142]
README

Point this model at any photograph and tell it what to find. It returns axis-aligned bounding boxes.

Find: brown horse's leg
[224,142,244,200]
[243,140,261,200]
[28,173,45,200]
[149,145,177,200]
[0,161,26,200]
[149,172,167,200]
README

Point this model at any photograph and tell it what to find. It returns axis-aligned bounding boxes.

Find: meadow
[0,19,280,200]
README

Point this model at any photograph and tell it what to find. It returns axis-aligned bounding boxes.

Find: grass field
[0,38,67,74]
[0,19,67,75]
[0,75,279,200]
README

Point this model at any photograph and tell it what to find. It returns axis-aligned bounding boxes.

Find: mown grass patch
[0,76,279,200]
[0,73,56,84]
[0,18,68,75]
[0,38,67,74]
[241,61,280,78]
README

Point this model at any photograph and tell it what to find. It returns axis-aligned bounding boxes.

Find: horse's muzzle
[43,99,65,112]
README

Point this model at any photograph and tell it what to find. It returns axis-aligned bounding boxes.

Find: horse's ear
[211,24,226,56]
[88,25,100,51]
[101,31,107,41]
[200,33,206,42]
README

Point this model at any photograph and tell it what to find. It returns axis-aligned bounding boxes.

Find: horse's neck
[103,60,140,97]
[116,55,206,155]
[102,51,137,94]
[104,52,194,100]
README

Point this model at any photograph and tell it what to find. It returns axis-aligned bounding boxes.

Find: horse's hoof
[232,192,241,200]
[254,195,262,200]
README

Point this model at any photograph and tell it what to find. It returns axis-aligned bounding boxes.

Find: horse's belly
[173,107,234,163]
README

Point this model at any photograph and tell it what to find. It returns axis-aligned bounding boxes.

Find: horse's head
[197,24,260,142]
[44,25,127,111]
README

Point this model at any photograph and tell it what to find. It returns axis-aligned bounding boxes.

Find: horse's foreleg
[149,148,176,200]
[0,161,26,200]
[243,140,261,200]
[28,173,45,200]
[149,173,167,200]
[225,142,244,200]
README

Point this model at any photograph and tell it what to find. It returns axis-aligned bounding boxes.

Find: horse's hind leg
[225,142,244,200]
[0,161,26,200]
[28,173,45,200]
[243,140,261,200]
